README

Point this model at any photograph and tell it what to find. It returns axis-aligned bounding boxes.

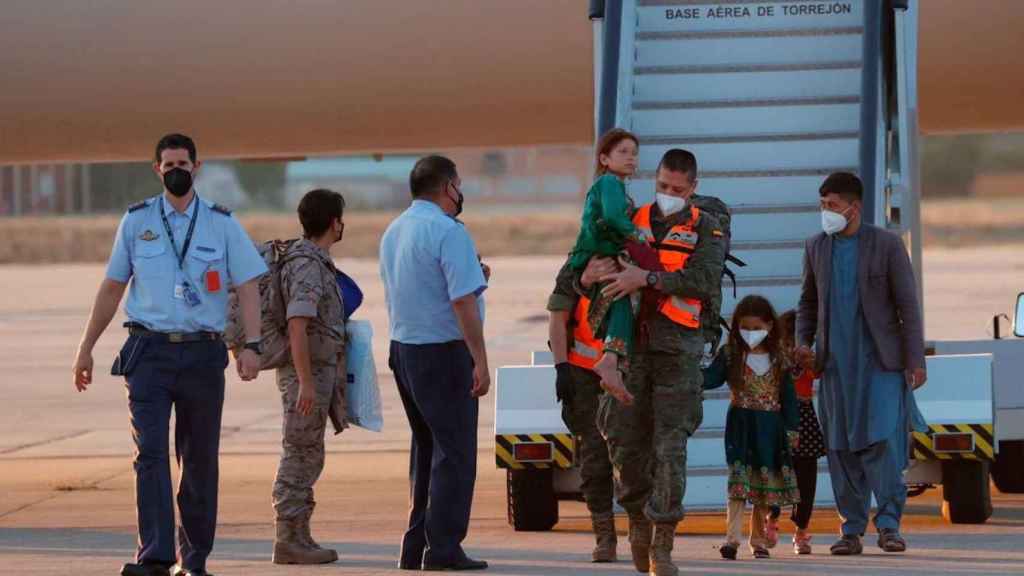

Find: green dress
[703,348,801,507]
[568,174,641,357]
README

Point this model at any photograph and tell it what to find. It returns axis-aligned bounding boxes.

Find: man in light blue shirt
[380,155,490,572]
[72,133,266,576]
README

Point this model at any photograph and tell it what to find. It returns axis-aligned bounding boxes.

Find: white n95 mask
[740,329,769,350]
[656,193,687,216]
[821,210,848,235]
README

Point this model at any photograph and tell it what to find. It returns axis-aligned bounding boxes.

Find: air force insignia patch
[139,230,159,242]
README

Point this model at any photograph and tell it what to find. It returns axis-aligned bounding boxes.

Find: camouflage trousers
[272,363,338,521]
[560,365,615,516]
[597,351,704,523]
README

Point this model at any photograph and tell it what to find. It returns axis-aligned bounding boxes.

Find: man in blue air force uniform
[72,133,267,576]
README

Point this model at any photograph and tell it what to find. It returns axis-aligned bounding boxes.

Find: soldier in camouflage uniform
[590,150,726,576]
[272,189,348,565]
[547,261,618,562]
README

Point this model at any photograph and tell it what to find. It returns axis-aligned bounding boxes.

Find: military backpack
[223,238,307,371]
[690,194,745,351]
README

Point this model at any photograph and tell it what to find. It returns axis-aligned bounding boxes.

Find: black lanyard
[159,199,199,270]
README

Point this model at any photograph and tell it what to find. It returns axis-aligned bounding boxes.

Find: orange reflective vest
[567,296,603,370]
[632,204,703,328]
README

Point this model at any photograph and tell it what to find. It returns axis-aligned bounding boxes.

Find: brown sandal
[830,535,863,556]
[878,528,907,553]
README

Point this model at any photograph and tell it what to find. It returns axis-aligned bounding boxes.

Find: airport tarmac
[1,248,1022,575]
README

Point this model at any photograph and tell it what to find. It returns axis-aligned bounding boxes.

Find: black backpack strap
[722,265,739,298]
[726,253,747,267]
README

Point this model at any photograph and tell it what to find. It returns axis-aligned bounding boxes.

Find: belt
[126,323,221,343]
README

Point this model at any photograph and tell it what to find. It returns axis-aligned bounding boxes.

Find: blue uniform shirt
[379,200,487,345]
[106,194,268,332]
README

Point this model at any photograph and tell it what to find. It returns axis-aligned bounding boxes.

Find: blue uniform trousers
[120,334,228,571]
[389,340,479,569]
[827,425,909,537]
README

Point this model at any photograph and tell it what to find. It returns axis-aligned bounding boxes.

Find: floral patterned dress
[567,173,643,357]
[703,349,801,507]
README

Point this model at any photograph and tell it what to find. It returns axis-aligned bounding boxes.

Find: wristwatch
[244,340,262,355]
[646,271,659,287]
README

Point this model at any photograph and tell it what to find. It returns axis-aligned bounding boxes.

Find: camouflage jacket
[279,239,347,367]
[560,205,726,356]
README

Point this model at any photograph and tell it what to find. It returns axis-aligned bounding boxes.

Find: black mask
[163,168,193,197]
[448,184,465,218]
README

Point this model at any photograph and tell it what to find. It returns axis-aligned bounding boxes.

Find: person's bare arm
[453,293,490,397]
[73,279,128,391]
[548,310,570,364]
[287,317,317,415]
[235,278,261,381]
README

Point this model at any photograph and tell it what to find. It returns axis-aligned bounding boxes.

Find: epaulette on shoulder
[210,203,232,216]
[127,199,151,213]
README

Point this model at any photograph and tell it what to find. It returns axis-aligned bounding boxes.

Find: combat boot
[649,522,679,576]
[296,510,339,561]
[591,511,618,563]
[273,520,337,565]
[628,514,652,573]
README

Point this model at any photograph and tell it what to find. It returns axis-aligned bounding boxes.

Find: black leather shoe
[120,563,171,576]
[422,557,488,571]
[398,547,424,570]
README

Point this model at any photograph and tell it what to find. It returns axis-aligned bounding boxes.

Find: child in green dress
[703,295,800,560]
[568,128,650,404]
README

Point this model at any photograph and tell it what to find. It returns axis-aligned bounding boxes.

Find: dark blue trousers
[389,340,479,568]
[119,334,227,571]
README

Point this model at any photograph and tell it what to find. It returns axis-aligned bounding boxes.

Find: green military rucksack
[691,194,745,352]
[223,238,305,371]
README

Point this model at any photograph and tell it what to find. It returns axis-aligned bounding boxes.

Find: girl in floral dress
[703,295,800,560]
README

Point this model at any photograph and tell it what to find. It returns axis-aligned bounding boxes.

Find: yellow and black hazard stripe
[495,433,575,470]
[911,423,995,461]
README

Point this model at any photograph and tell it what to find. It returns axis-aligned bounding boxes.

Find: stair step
[730,203,819,215]
[634,167,854,180]
[637,25,863,41]
[634,96,860,110]
[637,131,859,145]
[734,276,803,288]
[636,35,862,69]
[636,61,862,75]
[731,240,806,251]
[639,139,859,173]
[635,66,861,102]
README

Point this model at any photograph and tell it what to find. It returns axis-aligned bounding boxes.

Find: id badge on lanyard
[162,203,202,309]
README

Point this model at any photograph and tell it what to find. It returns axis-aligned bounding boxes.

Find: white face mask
[821,209,848,235]
[740,329,769,350]
[655,193,687,216]
[746,353,772,377]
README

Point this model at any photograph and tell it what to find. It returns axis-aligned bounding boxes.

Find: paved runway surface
[1,250,1022,575]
